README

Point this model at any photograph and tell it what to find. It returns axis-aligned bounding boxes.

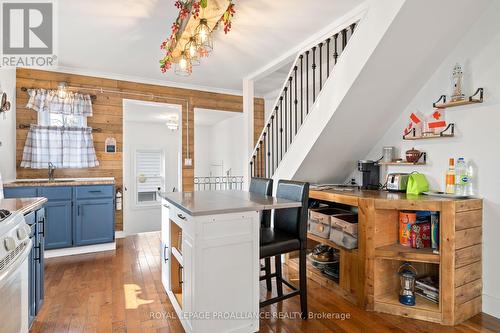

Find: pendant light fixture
[159,1,235,76]
[184,36,201,65]
[175,51,192,76]
[194,18,213,53]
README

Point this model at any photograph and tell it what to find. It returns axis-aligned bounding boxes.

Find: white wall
[0,69,17,181]
[195,113,245,177]
[123,121,180,235]
[359,2,500,318]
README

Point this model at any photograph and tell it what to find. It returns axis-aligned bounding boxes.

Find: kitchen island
[158,190,301,333]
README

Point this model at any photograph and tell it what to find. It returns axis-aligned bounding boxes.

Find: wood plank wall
[15,68,265,230]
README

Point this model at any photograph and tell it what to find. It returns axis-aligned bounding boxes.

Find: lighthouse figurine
[451,63,465,102]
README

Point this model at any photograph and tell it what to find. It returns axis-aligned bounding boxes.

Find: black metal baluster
[284,87,288,153]
[264,123,271,178]
[319,42,323,89]
[279,97,283,161]
[326,38,331,77]
[350,22,356,35]
[312,46,316,102]
[252,156,255,177]
[274,107,278,170]
[306,51,309,114]
[300,55,303,124]
[342,28,347,50]
[271,114,275,174]
[333,33,339,64]
[264,131,268,177]
[288,76,292,145]
[256,147,260,177]
[294,66,298,134]
[260,141,263,177]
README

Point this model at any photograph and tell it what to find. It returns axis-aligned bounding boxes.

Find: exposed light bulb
[179,57,187,70]
[189,44,197,57]
[199,29,207,42]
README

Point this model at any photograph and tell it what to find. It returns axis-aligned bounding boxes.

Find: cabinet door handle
[33,245,40,262]
[89,190,102,193]
[177,214,186,220]
[163,204,170,209]
[163,245,168,263]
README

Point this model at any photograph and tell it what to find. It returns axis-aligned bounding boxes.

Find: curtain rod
[18,123,103,132]
[20,86,97,101]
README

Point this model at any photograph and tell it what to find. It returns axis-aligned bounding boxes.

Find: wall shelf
[403,123,455,140]
[374,244,439,263]
[378,161,426,166]
[433,88,483,108]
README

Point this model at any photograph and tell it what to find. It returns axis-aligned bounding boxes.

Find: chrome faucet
[48,162,56,182]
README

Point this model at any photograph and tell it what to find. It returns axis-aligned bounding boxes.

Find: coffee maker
[357,160,380,190]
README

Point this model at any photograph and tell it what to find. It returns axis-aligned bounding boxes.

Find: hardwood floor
[30,232,499,333]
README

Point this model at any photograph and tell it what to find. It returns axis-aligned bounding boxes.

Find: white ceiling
[57,0,363,95]
[123,99,180,123]
[195,108,242,126]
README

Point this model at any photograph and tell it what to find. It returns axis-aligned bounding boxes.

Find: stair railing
[250,22,358,178]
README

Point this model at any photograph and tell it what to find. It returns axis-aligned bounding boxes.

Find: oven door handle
[0,239,32,283]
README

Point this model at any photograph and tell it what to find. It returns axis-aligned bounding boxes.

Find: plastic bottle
[455,158,468,195]
[466,162,474,196]
[445,158,455,194]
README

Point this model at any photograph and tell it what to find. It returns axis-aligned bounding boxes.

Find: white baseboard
[45,242,116,258]
[483,293,500,319]
[115,231,126,239]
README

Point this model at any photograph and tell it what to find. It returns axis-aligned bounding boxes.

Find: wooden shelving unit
[378,161,426,166]
[374,244,439,263]
[403,124,455,140]
[433,88,484,109]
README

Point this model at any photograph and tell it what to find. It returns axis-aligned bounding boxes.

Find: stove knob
[4,237,15,251]
[17,227,27,240]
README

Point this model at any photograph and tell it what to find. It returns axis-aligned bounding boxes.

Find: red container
[410,222,431,249]
[399,211,416,247]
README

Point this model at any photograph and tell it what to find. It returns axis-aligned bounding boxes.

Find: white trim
[115,231,126,239]
[40,66,244,96]
[246,2,369,82]
[44,242,116,258]
[483,293,500,319]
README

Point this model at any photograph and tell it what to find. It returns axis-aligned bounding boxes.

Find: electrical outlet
[184,158,192,167]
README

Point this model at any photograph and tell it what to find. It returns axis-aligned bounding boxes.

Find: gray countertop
[158,190,302,216]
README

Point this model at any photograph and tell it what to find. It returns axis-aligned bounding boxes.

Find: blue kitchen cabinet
[43,200,73,249]
[4,184,115,250]
[75,199,114,246]
[25,211,37,327]
[3,186,37,198]
[36,208,45,311]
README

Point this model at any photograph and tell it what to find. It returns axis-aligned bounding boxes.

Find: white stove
[0,209,32,333]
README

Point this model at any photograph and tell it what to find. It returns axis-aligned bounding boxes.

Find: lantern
[398,262,417,306]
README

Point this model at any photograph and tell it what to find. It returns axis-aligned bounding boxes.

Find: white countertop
[159,190,302,216]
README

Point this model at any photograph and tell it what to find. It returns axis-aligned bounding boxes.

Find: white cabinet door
[161,200,170,292]
[182,233,194,331]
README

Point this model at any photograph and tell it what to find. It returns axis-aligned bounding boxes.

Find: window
[38,110,87,127]
[135,149,164,206]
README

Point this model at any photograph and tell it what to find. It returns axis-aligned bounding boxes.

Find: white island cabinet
[159,190,301,333]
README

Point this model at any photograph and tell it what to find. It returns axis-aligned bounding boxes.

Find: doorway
[122,100,182,235]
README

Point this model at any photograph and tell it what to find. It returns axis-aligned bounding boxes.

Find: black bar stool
[259,180,309,318]
[249,177,273,291]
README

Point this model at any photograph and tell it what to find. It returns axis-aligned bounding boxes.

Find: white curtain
[26,89,93,116]
[21,125,99,169]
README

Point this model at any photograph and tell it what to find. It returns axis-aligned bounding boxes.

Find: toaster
[386,173,409,192]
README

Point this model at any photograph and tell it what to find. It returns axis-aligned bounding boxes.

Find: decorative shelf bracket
[403,123,455,140]
[433,88,484,108]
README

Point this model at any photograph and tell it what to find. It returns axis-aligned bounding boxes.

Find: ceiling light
[194,18,213,53]
[184,36,200,65]
[175,51,192,76]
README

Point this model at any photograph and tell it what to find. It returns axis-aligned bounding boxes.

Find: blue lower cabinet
[26,213,37,327]
[36,208,45,312]
[4,187,37,198]
[4,184,115,250]
[75,199,114,246]
[44,200,73,249]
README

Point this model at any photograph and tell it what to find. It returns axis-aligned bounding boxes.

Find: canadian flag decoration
[426,109,446,133]
[404,112,424,136]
